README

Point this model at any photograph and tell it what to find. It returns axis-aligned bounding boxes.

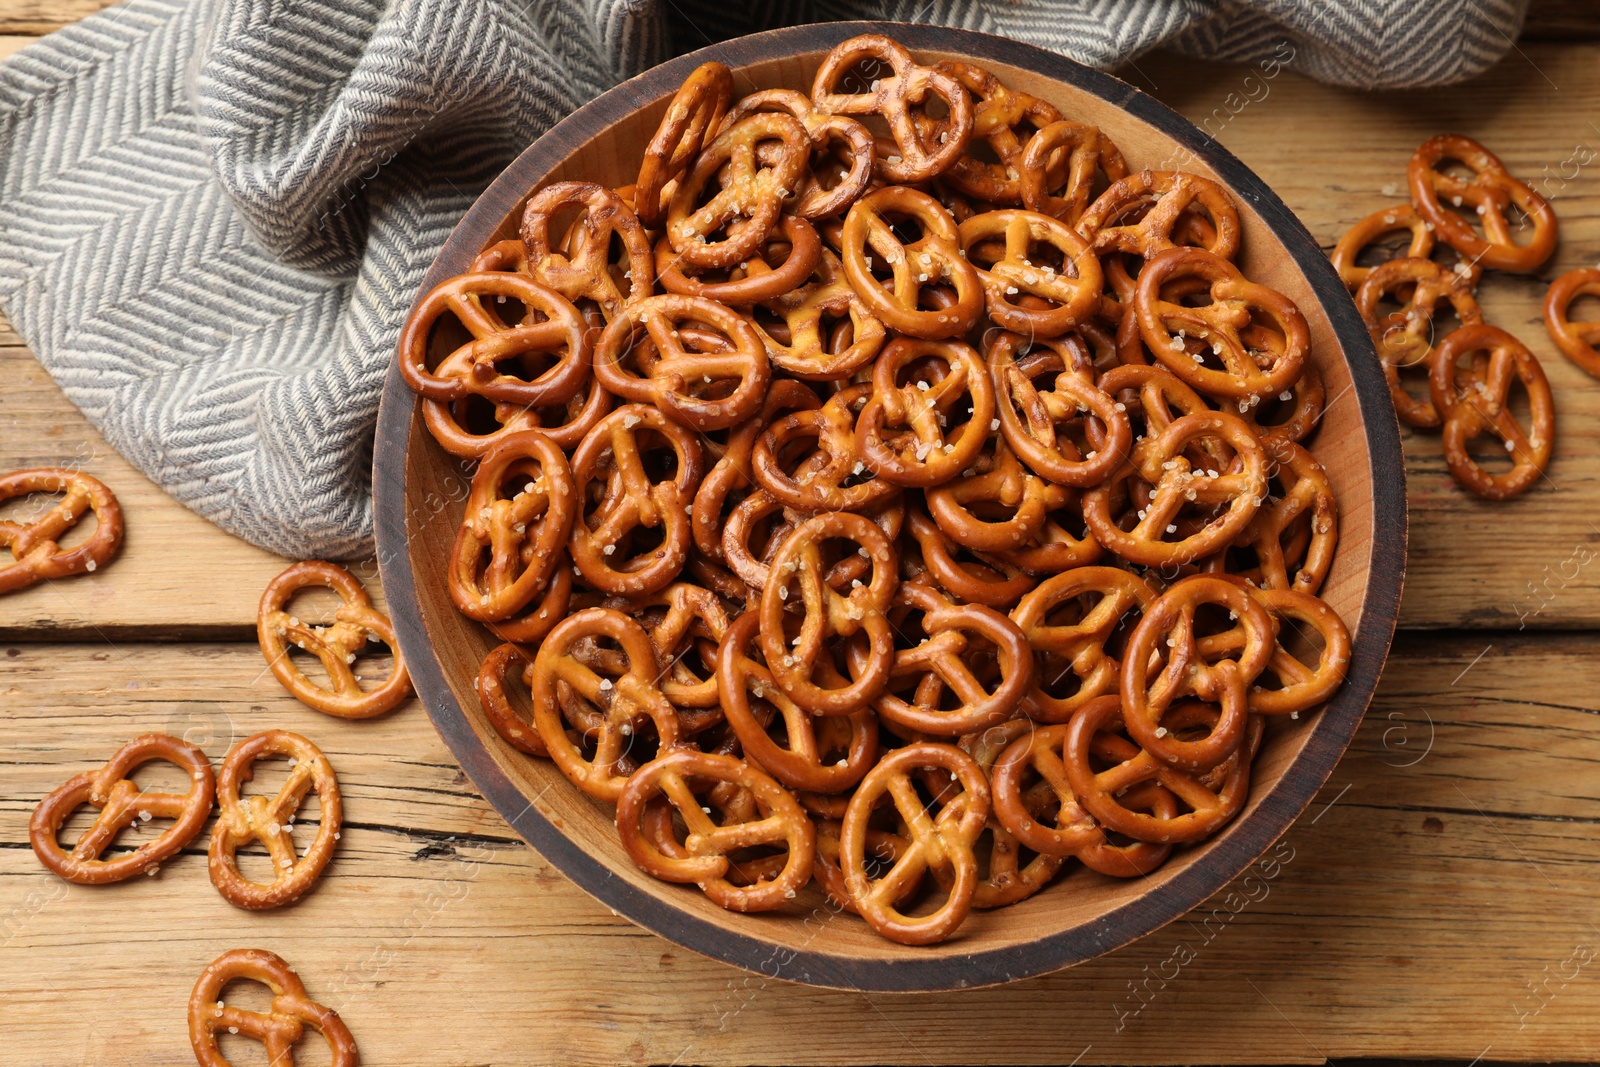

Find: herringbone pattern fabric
[0,0,1527,557]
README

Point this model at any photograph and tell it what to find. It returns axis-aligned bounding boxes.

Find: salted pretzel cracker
[520,181,654,320]
[840,186,984,339]
[721,88,876,220]
[448,429,575,623]
[617,748,816,912]
[840,742,990,945]
[811,34,973,184]
[666,111,812,270]
[1408,134,1557,274]
[636,60,733,227]
[0,468,123,594]
[854,337,996,487]
[30,734,215,884]
[1134,246,1309,401]
[1329,203,1435,291]
[529,608,684,801]
[1064,696,1261,844]
[862,580,1034,736]
[1119,575,1275,771]
[1429,323,1554,501]
[1355,255,1483,429]
[758,511,898,716]
[258,561,411,719]
[209,730,342,910]
[930,61,1061,204]
[594,293,772,432]
[190,948,358,1067]
[1009,565,1157,724]
[959,208,1104,336]
[398,272,592,407]
[567,403,703,597]
[1019,119,1129,225]
[1544,268,1600,380]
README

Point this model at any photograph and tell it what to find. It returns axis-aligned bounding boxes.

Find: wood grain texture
[0,0,114,34]
[1524,0,1600,40]
[1123,43,1600,630]
[3,634,1598,1064]
[0,342,387,639]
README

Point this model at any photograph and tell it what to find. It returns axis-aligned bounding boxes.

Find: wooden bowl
[374,21,1406,991]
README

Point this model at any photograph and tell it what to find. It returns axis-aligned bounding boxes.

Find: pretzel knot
[636,61,734,227]
[1019,119,1130,225]
[530,608,684,802]
[478,642,545,756]
[568,403,703,596]
[209,730,343,910]
[1328,203,1435,292]
[750,383,896,512]
[924,432,1070,552]
[1408,134,1558,274]
[616,748,816,912]
[0,468,124,595]
[1064,696,1262,845]
[1082,410,1267,567]
[840,742,990,945]
[30,734,215,884]
[520,181,654,321]
[863,580,1034,736]
[759,511,899,717]
[1134,247,1309,401]
[1009,565,1157,724]
[749,246,887,380]
[258,561,412,719]
[1195,581,1353,716]
[449,429,575,622]
[666,111,812,270]
[1544,268,1600,381]
[1221,434,1338,595]
[1119,575,1275,772]
[602,580,732,710]
[397,272,593,407]
[1355,256,1483,429]
[189,948,358,1067]
[841,186,983,339]
[904,505,1038,608]
[1078,169,1241,265]
[902,61,1050,201]
[1429,323,1554,501]
[988,332,1130,489]
[855,337,996,487]
[721,88,877,220]
[594,293,772,431]
[959,208,1104,337]
[692,378,822,564]
[811,34,973,184]
[717,612,879,794]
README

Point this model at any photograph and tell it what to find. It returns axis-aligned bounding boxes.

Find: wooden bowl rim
[374,19,1407,992]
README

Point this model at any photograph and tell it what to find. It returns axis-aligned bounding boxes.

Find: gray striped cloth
[0,0,1528,558]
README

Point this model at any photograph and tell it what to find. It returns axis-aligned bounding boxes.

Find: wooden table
[5,5,1600,1064]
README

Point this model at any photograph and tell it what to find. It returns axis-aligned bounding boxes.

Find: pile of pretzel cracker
[1335,133,1597,502]
[396,33,1353,947]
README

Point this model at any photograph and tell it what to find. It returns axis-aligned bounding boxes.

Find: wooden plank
[0,343,386,640]
[2,634,1599,1064]
[1524,0,1600,41]
[0,0,114,35]
[1124,43,1600,630]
